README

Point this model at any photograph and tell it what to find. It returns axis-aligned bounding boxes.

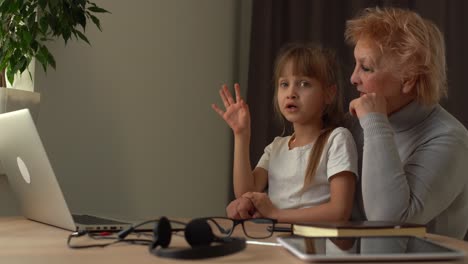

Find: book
[292,221,426,237]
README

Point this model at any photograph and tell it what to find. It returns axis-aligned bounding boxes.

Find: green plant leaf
[88,13,101,31]
[47,14,59,34]
[63,28,71,43]
[74,29,89,44]
[76,0,86,6]
[88,6,108,13]
[7,0,20,13]
[12,57,28,75]
[76,10,87,30]
[48,0,60,9]
[21,30,33,48]
[6,66,15,84]
[39,16,49,34]
[38,0,47,9]
[0,0,14,13]
[17,0,25,8]
[1,0,109,81]
[35,46,49,72]
[30,40,39,52]
[45,49,56,69]
[27,11,36,27]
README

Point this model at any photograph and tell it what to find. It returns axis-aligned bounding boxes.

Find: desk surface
[0,217,467,264]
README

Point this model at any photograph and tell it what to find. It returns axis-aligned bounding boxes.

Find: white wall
[0,0,251,219]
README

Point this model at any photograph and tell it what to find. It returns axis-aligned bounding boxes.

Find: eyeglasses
[198,217,277,239]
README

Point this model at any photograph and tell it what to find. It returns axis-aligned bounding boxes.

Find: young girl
[212,43,358,223]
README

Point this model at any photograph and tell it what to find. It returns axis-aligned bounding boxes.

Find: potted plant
[0,0,109,194]
[0,0,109,88]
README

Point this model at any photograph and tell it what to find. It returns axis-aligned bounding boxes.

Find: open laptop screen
[0,109,129,232]
[0,109,77,230]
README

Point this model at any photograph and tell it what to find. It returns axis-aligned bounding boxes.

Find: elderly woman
[346,7,468,239]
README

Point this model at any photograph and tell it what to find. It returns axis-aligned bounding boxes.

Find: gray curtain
[246,0,468,167]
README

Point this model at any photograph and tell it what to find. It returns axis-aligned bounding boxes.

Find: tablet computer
[277,235,465,262]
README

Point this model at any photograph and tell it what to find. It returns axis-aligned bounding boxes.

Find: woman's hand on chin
[349,93,387,119]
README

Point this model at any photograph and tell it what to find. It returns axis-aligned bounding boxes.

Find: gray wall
[0,0,252,220]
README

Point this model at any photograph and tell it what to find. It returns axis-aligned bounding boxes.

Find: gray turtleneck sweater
[348,101,468,239]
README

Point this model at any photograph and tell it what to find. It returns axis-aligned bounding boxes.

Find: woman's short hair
[345,7,447,105]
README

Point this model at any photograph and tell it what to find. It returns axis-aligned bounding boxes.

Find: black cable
[67,231,154,249]
[118,219,187,239]
[67,232,118,249]
[67,218,187,249]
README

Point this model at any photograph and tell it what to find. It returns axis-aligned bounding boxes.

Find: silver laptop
[0,109,130,232]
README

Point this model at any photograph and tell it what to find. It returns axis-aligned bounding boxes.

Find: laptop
[0,109,130,232]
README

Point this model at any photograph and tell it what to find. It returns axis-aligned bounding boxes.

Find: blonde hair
[345,7,447,105]
[272,43,344,191]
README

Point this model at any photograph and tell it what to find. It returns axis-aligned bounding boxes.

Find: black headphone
[149,217,246,259]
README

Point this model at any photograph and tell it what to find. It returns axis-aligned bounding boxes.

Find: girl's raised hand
[211,83,250,136]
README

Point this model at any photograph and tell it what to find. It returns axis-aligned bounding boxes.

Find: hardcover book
[292,221,426,237]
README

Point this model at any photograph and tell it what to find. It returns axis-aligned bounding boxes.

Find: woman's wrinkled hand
[349,93,387,119]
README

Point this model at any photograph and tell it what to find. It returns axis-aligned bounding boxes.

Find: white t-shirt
[256,127,358,209]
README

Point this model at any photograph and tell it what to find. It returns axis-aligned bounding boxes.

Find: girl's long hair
[273,43,345,191]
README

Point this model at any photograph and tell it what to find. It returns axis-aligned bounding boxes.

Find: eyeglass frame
[197,216,278,239]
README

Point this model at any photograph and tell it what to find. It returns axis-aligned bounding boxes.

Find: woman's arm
[359,113,466,223]
[243,172,356,222]
[350,94,468,225]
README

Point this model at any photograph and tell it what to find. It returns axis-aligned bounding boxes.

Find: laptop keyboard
[72,214,129,225]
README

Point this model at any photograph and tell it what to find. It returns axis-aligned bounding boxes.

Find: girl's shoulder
[262,135,293,153]
[270,135,293,146]
[327,127,354,142]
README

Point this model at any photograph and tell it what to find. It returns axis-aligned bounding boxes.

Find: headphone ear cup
[184,218,215,247]
[151,216,172,249]
[153,218,247,259]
